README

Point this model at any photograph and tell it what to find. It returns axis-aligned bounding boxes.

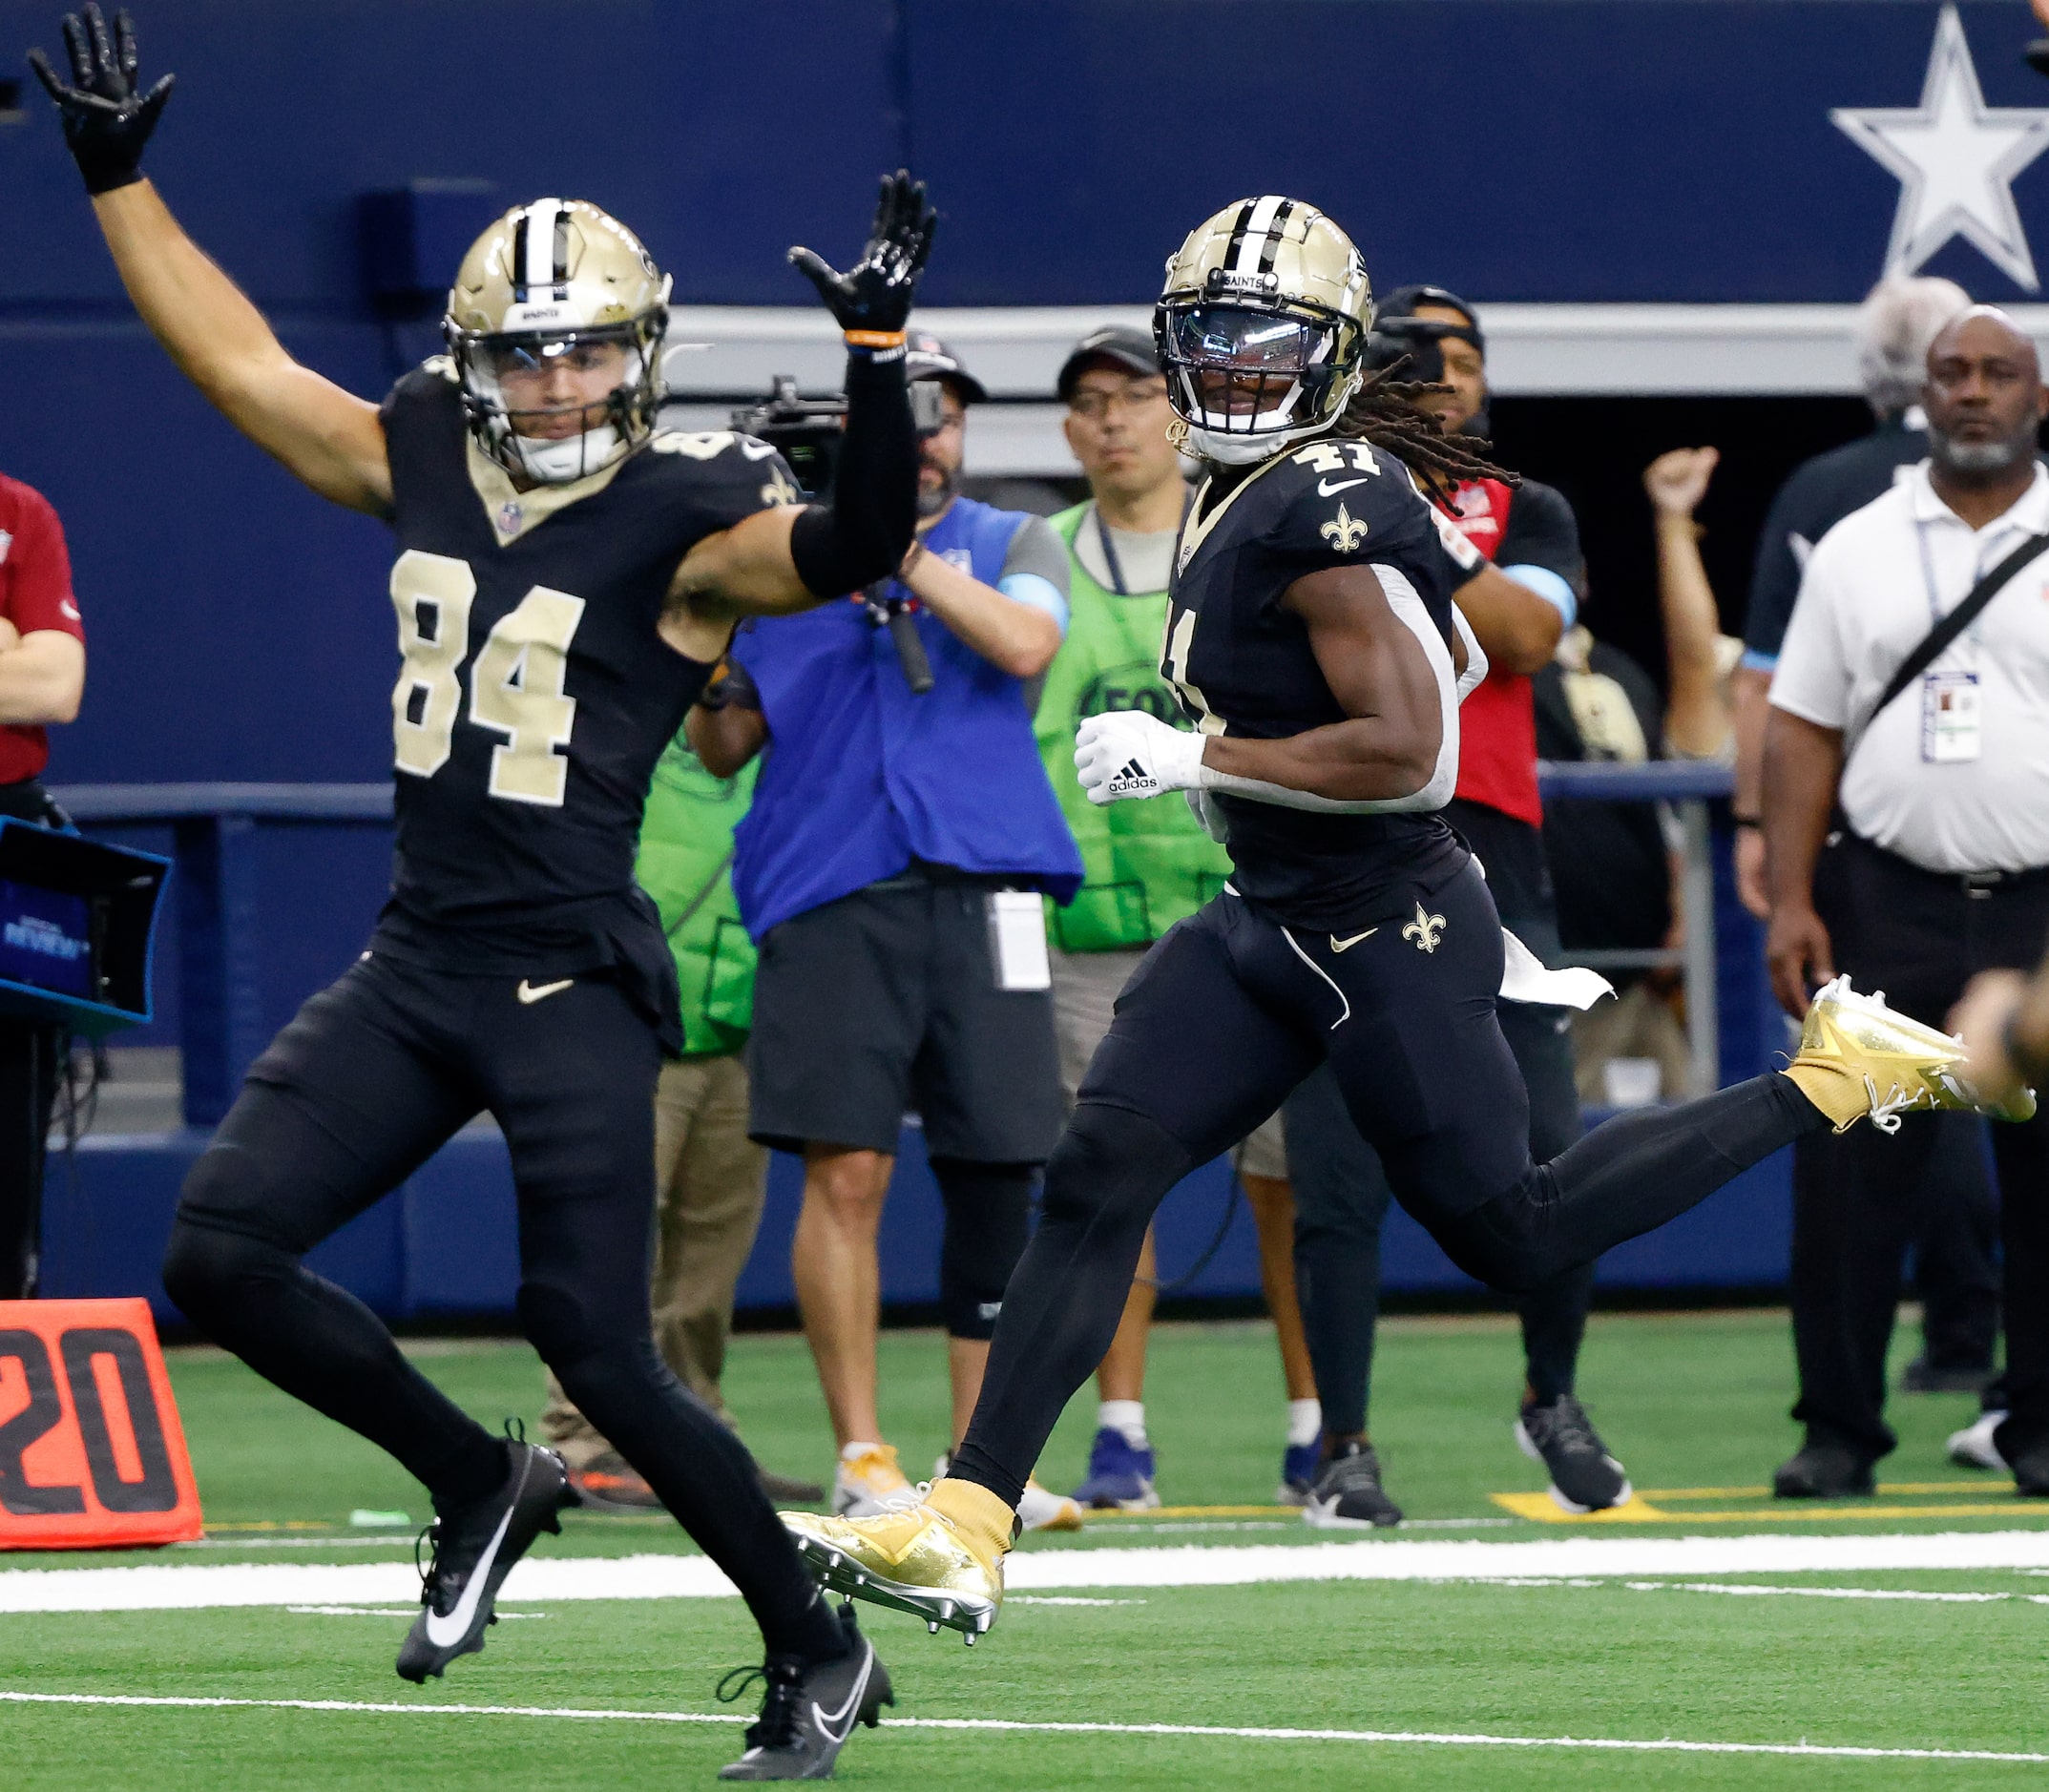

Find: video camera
[728,375,944,695]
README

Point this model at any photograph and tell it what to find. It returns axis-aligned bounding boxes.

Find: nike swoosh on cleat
[812,1650,871,1741]
[422,1503,515,1649]
[516,978,575,1005]
[1318,477,1369,496]
[1329,927,1378,951]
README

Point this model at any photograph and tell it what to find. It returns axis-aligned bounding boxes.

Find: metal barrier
[1535,759,1733,1097]
[50,763,1730,1116]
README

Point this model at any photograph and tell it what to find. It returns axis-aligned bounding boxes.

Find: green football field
[6,1309,2049,1788]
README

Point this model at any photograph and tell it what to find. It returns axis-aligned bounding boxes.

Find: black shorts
[747,875,1064,1162]
[176,952,661,1293]
[1080,864,1531,1232]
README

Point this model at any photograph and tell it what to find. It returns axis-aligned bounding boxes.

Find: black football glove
[787,171,936,338]
[29,3,173,196]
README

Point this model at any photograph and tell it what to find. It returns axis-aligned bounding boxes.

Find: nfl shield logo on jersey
[497,501,524,536]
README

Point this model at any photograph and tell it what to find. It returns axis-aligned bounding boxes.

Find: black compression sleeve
[788,347,917,598]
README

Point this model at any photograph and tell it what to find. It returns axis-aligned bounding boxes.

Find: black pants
[160,953,837,1661]
[1287,971,1593,1440]
[1792,836,2049,1463]
[949,867,1826,1507]
[0,1019,65,1300]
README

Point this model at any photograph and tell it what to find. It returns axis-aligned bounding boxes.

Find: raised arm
[1643,447,1734,758]
[666,173,933,638]
[32,9,390,514]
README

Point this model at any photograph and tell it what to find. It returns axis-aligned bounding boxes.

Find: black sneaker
[718,1604,894,1781]
[568,1448,663,1514]
[1301,1441,1403,1529]
[2008,1440,2049,1498]
[1516,1396,1631,1513]
[1772,1442,1876,1499]
[396,1437,571,1683]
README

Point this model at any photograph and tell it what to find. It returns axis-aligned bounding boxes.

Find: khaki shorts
[1049,944,1286,1180]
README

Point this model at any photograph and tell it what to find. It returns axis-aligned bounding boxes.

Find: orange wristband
[844,328,907,348]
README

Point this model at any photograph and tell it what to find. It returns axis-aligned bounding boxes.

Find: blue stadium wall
[3,0,2021,1314]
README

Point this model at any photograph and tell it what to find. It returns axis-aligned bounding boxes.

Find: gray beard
[916,466,957,519]
[1930,429,2034,477]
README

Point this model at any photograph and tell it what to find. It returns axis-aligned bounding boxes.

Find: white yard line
[0,1689,2039,1765]
[9,1532,2049,1615]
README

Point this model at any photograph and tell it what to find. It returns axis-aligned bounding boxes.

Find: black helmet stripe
[1222,198,1258,272]
[1256,198,1295,274]
[1230,195,1286,275]
[516,198,564,294]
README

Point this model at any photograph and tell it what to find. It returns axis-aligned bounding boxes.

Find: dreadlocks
[1329,361,1520,509]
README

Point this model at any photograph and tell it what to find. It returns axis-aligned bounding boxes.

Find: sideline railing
[51,761,1731,1121]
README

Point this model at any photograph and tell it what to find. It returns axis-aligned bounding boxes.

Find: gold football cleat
[1787,975,2037,1134]
[781,1496,1007,1644]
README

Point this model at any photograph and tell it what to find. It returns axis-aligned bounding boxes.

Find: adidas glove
[1075,710,1207,806]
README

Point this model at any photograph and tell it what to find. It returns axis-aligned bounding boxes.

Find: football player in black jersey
[776,195,2037,1643]
[34,8,918,1776]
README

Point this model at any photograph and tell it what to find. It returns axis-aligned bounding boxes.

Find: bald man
[1763,306,2049,1498]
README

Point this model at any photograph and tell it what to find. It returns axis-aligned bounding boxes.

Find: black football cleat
[1301,1441,1404,1530]
[718,1604,894,1781]
[396,1436,571,1683]
[1516,1395,1632,1513]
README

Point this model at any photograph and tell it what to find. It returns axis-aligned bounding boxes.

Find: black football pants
[1286,968,1594,1442]
[949,865,1828,1508]
[161,953,839,1662]
[1793,835,2049,1465]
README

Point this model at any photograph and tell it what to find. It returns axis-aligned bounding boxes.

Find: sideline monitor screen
[0,877,93,998]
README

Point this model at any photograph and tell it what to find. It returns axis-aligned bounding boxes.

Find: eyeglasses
[1068,383,1170,421]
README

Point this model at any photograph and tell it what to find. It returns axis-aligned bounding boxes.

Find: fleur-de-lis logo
[1402,901,1446,953]
[760,467,802,509]
[1320,501,1368,553]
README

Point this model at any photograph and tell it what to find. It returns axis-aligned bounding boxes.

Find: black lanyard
[1092,490,1193,596]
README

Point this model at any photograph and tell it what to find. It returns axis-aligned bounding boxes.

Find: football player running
[778,196,2036,1643]
[33,7,927,1778]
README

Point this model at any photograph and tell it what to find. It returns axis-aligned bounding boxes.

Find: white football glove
[1075,710,1207,806]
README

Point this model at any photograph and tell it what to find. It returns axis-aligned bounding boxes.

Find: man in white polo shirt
[1764,305,2049,1498]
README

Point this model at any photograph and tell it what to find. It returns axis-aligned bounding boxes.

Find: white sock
[839,1440,888,1464]
[1098,1400,1148,1448]
[1286,1398,1323,1448]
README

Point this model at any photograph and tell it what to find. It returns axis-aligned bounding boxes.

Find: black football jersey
[371,360,799,973]
[1161,435,1482,929]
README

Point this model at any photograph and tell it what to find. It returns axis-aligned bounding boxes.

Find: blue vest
[731,497,1084,940]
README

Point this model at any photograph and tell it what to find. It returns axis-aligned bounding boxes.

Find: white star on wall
[1832,5,2049,292]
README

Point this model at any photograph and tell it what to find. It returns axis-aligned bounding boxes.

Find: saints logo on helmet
[444,199,671,486]
[1154,198,1372,466]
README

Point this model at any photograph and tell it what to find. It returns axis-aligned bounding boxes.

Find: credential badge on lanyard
[1914,523,1983,764]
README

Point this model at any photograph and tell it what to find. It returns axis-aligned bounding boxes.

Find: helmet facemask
[448,309,666,486]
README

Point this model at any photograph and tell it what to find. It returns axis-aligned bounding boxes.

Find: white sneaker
[1015,1477,1085,1533]
[832,1443,918,1517]
[1949,1409,2008,1470]
[931,1452,1083,1534]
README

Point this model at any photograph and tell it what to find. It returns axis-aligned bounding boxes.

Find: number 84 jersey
[373,360,797,967]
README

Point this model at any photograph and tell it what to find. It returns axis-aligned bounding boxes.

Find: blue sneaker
[1070,1427,1160,1510]
[1276,1440,1321,1506]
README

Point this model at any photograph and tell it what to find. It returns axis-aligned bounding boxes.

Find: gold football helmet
[444,198,671,484]
[1154,197,1372,464]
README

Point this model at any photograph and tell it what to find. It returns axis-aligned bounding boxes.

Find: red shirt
[0,475,84,783]
[1441,476,1543,829]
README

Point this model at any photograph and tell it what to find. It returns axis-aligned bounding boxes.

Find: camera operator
[689,334,1084,1531]
[0,469,88,1299]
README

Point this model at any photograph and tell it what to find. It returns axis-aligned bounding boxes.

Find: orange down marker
[0,1298,202,1550]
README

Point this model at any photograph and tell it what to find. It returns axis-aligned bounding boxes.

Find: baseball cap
[904,329,989,405]
[1056,325,1161,402]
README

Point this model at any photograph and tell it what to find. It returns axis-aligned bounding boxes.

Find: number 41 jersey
[371,360,798,980]
[1160,434,1484,931]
